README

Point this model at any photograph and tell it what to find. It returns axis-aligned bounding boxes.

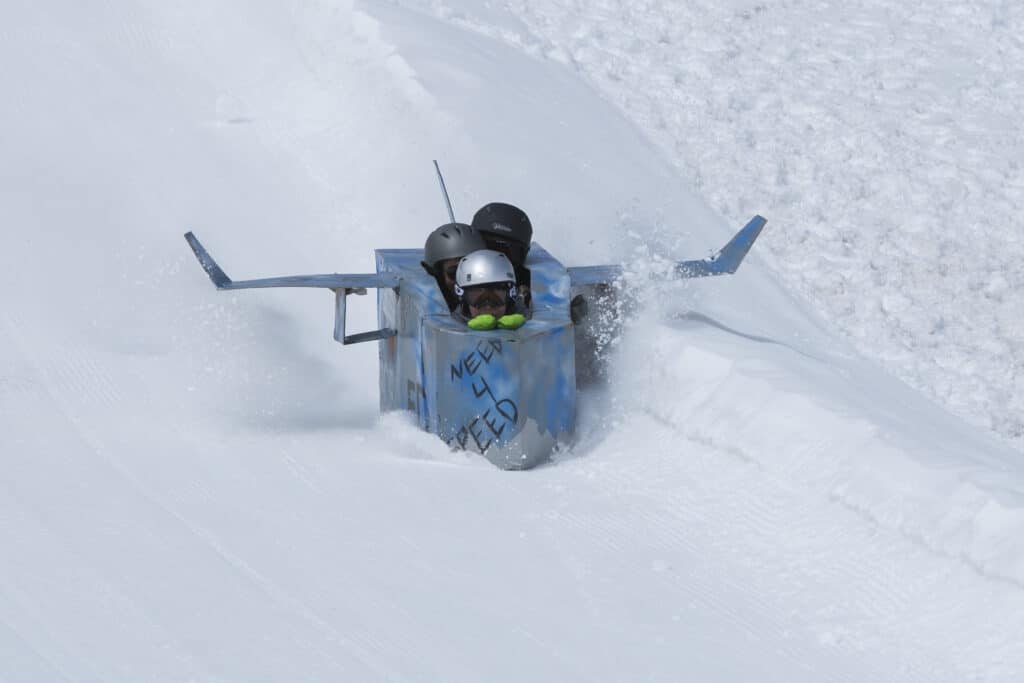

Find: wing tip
[184,231,232,288]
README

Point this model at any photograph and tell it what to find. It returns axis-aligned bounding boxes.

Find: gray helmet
[454,250,517,297]
[422,223,487,272]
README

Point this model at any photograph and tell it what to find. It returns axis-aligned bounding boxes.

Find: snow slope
[434,0,1024,450]
[1,0,1023,680]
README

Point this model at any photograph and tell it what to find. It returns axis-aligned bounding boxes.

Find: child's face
[465,284,508,318]
[438,258,460,294]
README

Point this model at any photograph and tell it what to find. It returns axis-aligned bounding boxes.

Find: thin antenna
[433,160,457,224]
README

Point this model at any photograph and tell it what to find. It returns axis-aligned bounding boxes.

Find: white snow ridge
[2,1,1023,681]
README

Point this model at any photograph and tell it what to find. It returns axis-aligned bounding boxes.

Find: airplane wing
[184,232,398,291]
[567,214,766,287]
[673,214,766,277]
[184,232,398,344]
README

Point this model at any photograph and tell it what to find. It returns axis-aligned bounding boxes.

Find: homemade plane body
[376,245,575,468]
[184,214,765,469]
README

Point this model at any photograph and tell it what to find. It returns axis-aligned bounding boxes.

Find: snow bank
[610,304,1024,586]
[462,0,1024,450]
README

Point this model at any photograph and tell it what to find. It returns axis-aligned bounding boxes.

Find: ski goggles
[463,283,513,309]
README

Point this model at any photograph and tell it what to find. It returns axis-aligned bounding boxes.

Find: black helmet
[471,203,533,252]
[422,222,487,273]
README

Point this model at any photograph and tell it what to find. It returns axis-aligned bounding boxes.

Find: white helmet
[454,249,517,297]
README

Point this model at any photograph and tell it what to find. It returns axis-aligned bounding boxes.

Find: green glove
[497,313,526,330]
[467,314,498,330]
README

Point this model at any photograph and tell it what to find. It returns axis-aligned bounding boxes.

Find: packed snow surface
[2,1,1023,681]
